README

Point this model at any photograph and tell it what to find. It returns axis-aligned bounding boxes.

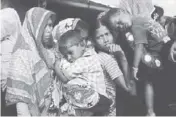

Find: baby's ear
[79,39,86,46]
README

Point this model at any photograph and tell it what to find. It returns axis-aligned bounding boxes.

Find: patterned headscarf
[52,18,89,42]
[6,7,56,111]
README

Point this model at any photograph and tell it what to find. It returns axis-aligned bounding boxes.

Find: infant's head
[58,30,86,63]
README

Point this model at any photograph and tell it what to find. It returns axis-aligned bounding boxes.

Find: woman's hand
[106,44,122,53]
[132,67,139,81]
[169,41,176,63]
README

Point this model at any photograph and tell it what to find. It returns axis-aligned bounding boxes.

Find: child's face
[60,37,85,63]
[109,12,132,32]
[95,26,114,52]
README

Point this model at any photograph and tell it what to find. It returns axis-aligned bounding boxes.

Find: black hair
[151,5,164,20]
[58,29,86,50]
[101,8,129,31]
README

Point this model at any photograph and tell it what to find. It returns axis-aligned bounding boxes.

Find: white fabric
[60,48,107,97]
[0,8,22,90]
[16,102,31,116]
[52,18,81,41]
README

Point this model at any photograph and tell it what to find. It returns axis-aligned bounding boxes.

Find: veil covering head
[6,7,56,110]
[0,8,22,81]
[52,18,89,42]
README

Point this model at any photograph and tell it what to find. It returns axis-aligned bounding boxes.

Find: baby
[54,30,111,116]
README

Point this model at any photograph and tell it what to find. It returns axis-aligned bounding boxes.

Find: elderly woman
[5,7,56,116]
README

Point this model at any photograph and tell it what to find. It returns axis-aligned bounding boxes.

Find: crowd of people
[1,0,176,116]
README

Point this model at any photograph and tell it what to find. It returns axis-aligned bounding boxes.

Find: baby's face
[109,13,132,32]
[60,37,85,63]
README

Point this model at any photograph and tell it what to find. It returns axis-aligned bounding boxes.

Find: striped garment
[98,52,123,116]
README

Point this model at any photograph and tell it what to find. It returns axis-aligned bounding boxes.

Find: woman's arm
[133,44,144,68]
[132,43,144,80]
[114,75,129,92]
[113,51,131,87]
[169,41,176,62]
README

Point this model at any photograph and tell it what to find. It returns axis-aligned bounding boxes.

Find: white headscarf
[0,8,21,81]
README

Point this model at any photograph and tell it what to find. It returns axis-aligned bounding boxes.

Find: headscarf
[52,18,91,50]
[6,7,56,111]
[0,8,21,89]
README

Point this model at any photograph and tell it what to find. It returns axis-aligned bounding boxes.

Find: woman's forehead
[96,26,110,35]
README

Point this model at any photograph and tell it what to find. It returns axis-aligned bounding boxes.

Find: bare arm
[114,75,129,92]
[133,44,144,68]
[114,51,131,87]
[54,60,69,83]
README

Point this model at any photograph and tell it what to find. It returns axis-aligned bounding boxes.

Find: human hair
[58,29,85,49]
[151,5,164,20]
[102,8,129,30]
[75,19,89,39]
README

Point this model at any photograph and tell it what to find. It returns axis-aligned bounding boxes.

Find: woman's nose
[47,26,53,33]
[67,55,72,61]
[103,36,108,43]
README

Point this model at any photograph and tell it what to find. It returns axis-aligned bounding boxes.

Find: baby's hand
[54,60,61,68]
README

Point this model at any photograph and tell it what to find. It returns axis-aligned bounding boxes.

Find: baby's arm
[132,43,144,80]
[133,43,144,68]
[54,60,69,83]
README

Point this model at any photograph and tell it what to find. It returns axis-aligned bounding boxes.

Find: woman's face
[42,18,54,48]
[95,26,114,52]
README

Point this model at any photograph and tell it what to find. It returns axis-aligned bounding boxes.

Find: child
[101,8,174,116]
[93,22,136,115]
[54,30,111,116]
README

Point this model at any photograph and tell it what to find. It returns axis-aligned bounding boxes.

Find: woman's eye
[68,51,72,55]
[105,33,109,36]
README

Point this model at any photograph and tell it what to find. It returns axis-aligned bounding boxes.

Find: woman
[0,8,22,116]
[94,14,137,116]
[5,7,56,116]
[0,8,21,91]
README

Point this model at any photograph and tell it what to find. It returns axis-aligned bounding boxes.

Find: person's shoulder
[98,52,115,62]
